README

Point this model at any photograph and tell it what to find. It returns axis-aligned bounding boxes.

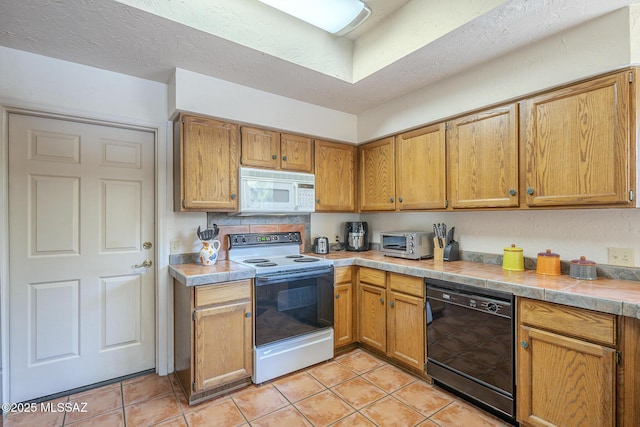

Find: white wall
[170,68,358,143]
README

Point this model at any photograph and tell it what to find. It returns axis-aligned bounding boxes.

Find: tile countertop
[169,251,640,319]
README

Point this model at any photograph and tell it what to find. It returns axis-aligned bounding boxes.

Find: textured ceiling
[0,0,635,113]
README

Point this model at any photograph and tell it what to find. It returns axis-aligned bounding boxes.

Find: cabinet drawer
[335,266,353,285]
[359,267,386,287]
[388,273,424,298]
[519,298,616,346]
[195,280,252,308]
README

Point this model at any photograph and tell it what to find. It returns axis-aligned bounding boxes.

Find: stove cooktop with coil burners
[228,232,333,274]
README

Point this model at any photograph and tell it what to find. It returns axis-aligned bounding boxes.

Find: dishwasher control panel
[427,285,512,318]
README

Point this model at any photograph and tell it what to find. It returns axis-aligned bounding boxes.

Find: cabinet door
[240,126,280,169]
[396,124,447,210]
[358,283,386,352]
[334,267,354,348]
[522,71,630,207]
[360,137,396,211]
[178,115,239,211]
[449,105,519,208]
[314,140,356,212]
[334,283,354,348]
[194,299,253,391]
[281,133,313,172]
[387,290,425,370]
[517,325,615,427]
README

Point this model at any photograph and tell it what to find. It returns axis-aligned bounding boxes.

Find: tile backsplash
[169,213,311,265]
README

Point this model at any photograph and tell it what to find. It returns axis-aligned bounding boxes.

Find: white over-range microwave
[237,167,316,214]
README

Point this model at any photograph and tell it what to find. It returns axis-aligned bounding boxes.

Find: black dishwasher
[425,278,515,424]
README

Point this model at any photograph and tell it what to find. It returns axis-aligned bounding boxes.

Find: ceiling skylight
[258,0,371,36]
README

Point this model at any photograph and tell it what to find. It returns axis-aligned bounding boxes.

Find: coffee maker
[345,221,369,251]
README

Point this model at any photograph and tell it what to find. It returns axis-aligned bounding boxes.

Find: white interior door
[8,113,155,402]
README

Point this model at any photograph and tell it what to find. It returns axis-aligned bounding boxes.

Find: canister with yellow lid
[503,244,524,271]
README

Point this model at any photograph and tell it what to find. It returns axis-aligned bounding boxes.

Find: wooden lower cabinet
[357,268,425,371]
[334,266,355,349]
[174,279,253,404]
[517,298,617,427]
[358,282,387,352]
[387,290,424,369]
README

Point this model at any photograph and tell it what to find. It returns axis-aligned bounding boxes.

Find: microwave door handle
[292,183,298,210]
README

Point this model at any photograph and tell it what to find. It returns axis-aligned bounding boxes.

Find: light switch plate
[607,247,634,267]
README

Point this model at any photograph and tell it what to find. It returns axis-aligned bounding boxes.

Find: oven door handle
[255,266,334,286]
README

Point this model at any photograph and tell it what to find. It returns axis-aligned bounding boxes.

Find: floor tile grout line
[227,392,250,426]
[120,381,127,427]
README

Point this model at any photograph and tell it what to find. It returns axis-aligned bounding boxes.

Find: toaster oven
[380,231,435,260]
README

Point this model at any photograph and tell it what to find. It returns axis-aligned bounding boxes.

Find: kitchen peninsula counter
[170,251,640,319]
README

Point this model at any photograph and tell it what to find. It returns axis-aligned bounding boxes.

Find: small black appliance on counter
[345,221,369,251]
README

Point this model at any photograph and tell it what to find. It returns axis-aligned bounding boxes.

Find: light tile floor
[3,349,514,426]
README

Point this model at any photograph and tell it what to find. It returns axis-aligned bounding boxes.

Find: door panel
[9,113,155,402]
[30,280,80,363]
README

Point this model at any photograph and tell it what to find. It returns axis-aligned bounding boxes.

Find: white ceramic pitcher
[199,239,221,266]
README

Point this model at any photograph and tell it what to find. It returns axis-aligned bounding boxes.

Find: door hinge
[630,190,634,202]
[182,199,186,208]
[616,351,622,365]
[629,71,634,83]
[445,122,450,131]
[445,199,449,208]
[192,381,196,391]
[192,311,196,321]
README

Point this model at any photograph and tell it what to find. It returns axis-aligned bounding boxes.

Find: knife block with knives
[433,223,459,262]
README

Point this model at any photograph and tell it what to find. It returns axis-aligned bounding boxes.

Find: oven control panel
[229,232,302,247]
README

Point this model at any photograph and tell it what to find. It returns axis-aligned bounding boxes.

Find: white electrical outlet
[607,247,634,267]
[170,241,180,254]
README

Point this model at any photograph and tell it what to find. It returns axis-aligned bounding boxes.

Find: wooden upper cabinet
[314,140,356,212]
[522,71,631,207]
[241,126,313,172]
[174,115,239,212]
[240,126,280,169]
[280,133,313,172]
[360,137,396,211]
[449,104,519,208]
[396,124,447,210]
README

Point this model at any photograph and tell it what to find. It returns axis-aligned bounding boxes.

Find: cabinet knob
[271,154,277,160]
[335,294,340,299]
[316,198,321,204]
[389,300,395,308]
[526,188,535,195]
[282,155,288,161]
[398,197,403,203]
[379,298,384,304]
[509,189,517,196]
[521,341,529,349]
[231,193,237,200]
[246,312,252,318]
[389,197,394,203]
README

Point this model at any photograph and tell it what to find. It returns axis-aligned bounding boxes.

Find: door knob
[133,259,152,268]
[143,241,152,250]
[521,341,529,349]
[389,301,395,308]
